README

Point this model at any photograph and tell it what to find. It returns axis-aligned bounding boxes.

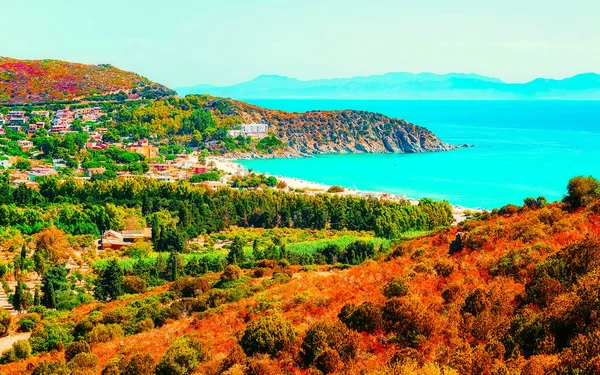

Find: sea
[237,100,600,210]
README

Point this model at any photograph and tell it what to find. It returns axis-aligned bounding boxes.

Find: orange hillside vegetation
[3,200,600,374]
[0,57,175,103]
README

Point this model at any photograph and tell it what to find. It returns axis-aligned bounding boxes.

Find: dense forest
[0,175,453,239]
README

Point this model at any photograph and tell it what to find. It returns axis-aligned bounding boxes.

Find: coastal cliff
[206,97,457,155]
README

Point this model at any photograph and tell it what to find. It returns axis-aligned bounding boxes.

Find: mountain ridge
[177,72,600,100]
[0,57,176,104]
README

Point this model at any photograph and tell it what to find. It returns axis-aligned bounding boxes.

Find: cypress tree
[227,237,245,265]
[12,281,23,313]
[20,244,27,263]
[33,288,40,306]
[47,282,57,309]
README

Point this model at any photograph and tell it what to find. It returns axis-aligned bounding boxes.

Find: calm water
[238,100,600,209]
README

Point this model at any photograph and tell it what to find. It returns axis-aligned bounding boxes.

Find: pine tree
[94,259,124,301]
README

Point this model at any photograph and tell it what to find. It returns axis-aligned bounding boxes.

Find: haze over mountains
[177,72,600,100]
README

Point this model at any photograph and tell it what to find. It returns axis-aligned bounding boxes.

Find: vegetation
[0,57,175,104]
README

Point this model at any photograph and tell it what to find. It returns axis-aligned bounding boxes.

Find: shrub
[65,341,91,362]
[101,358,121,375]
[246,354,278,375]
[123,276,147,294]
[220,344,246,373]
[239,315,296,357]
[434,259,455,277]
[340,240,375,265]
[0,310,10,336]
[12,339,31,360]
[31,360,68,375]
[327,186,345,193]
[319,244,343,265]
[221,265,242,282]
[170,277,211,297]
[155,335,207,375]
[382,277,409,299]
[18,318,37,332]
[301,319,359,366]
[499,204,520,216]
[314,348,342,374]
[564,176,600,208]
[133,318,154,334]
[382,297,436,346]
[30,321,74,354]
[121,353,155,375]
[338,301,383,333]
[68,352,98,374]
[88,324,123,343]
[103,307,136,326]
[462,288,489,317]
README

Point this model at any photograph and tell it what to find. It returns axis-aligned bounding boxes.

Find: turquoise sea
[237,100,600,210]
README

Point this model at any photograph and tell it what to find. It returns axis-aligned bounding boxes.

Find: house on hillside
[6,125,24,133]
[101,228,152,250]
[0,160,11,169]
[7,111,27,125]
[129,139,159,158]
[74,107,105,122]
[28,166,57,180]
[17,140,34,151]
[28,122,45,135]
[31,110,50,118]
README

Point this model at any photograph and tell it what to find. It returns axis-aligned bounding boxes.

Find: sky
[1,0,599,88]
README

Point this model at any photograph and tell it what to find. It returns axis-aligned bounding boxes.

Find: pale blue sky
[1,0,598,88]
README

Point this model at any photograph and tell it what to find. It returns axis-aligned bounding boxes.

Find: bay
[238,100,600,209]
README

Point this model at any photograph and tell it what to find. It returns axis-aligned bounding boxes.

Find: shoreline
[207,156,481,224]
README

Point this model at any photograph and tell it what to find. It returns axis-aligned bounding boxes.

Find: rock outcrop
[209,97,457,155]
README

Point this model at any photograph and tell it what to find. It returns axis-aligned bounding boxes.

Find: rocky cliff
[207,97,457,155]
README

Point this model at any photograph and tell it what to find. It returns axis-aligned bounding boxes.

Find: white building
[227,123,269,138]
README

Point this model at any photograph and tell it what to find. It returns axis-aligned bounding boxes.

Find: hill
[0,57,175,104]
[177,72,600,100]
[1,177,600,374]
[203,96,457,155]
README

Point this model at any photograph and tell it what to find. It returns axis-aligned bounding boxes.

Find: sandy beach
[208,156,479,224]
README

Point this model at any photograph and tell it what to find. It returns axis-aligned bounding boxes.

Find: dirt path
[0,332,31,353]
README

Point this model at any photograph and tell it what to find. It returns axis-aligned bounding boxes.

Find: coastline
[207,156,479,224]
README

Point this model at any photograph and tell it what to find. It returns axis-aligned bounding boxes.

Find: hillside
[1,178,600,374]
[203,96,457,155]
[178,72,600,100]
[0,57,175,104]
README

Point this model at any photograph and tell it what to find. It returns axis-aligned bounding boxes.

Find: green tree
[155,335,207,375]
[239,315,296,357]
[564,175,600,208]
[94,259,124,301]
[227,237,245,265]
[40,266,68,309]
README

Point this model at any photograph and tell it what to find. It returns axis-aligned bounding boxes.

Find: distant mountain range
[177,72,600,100]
